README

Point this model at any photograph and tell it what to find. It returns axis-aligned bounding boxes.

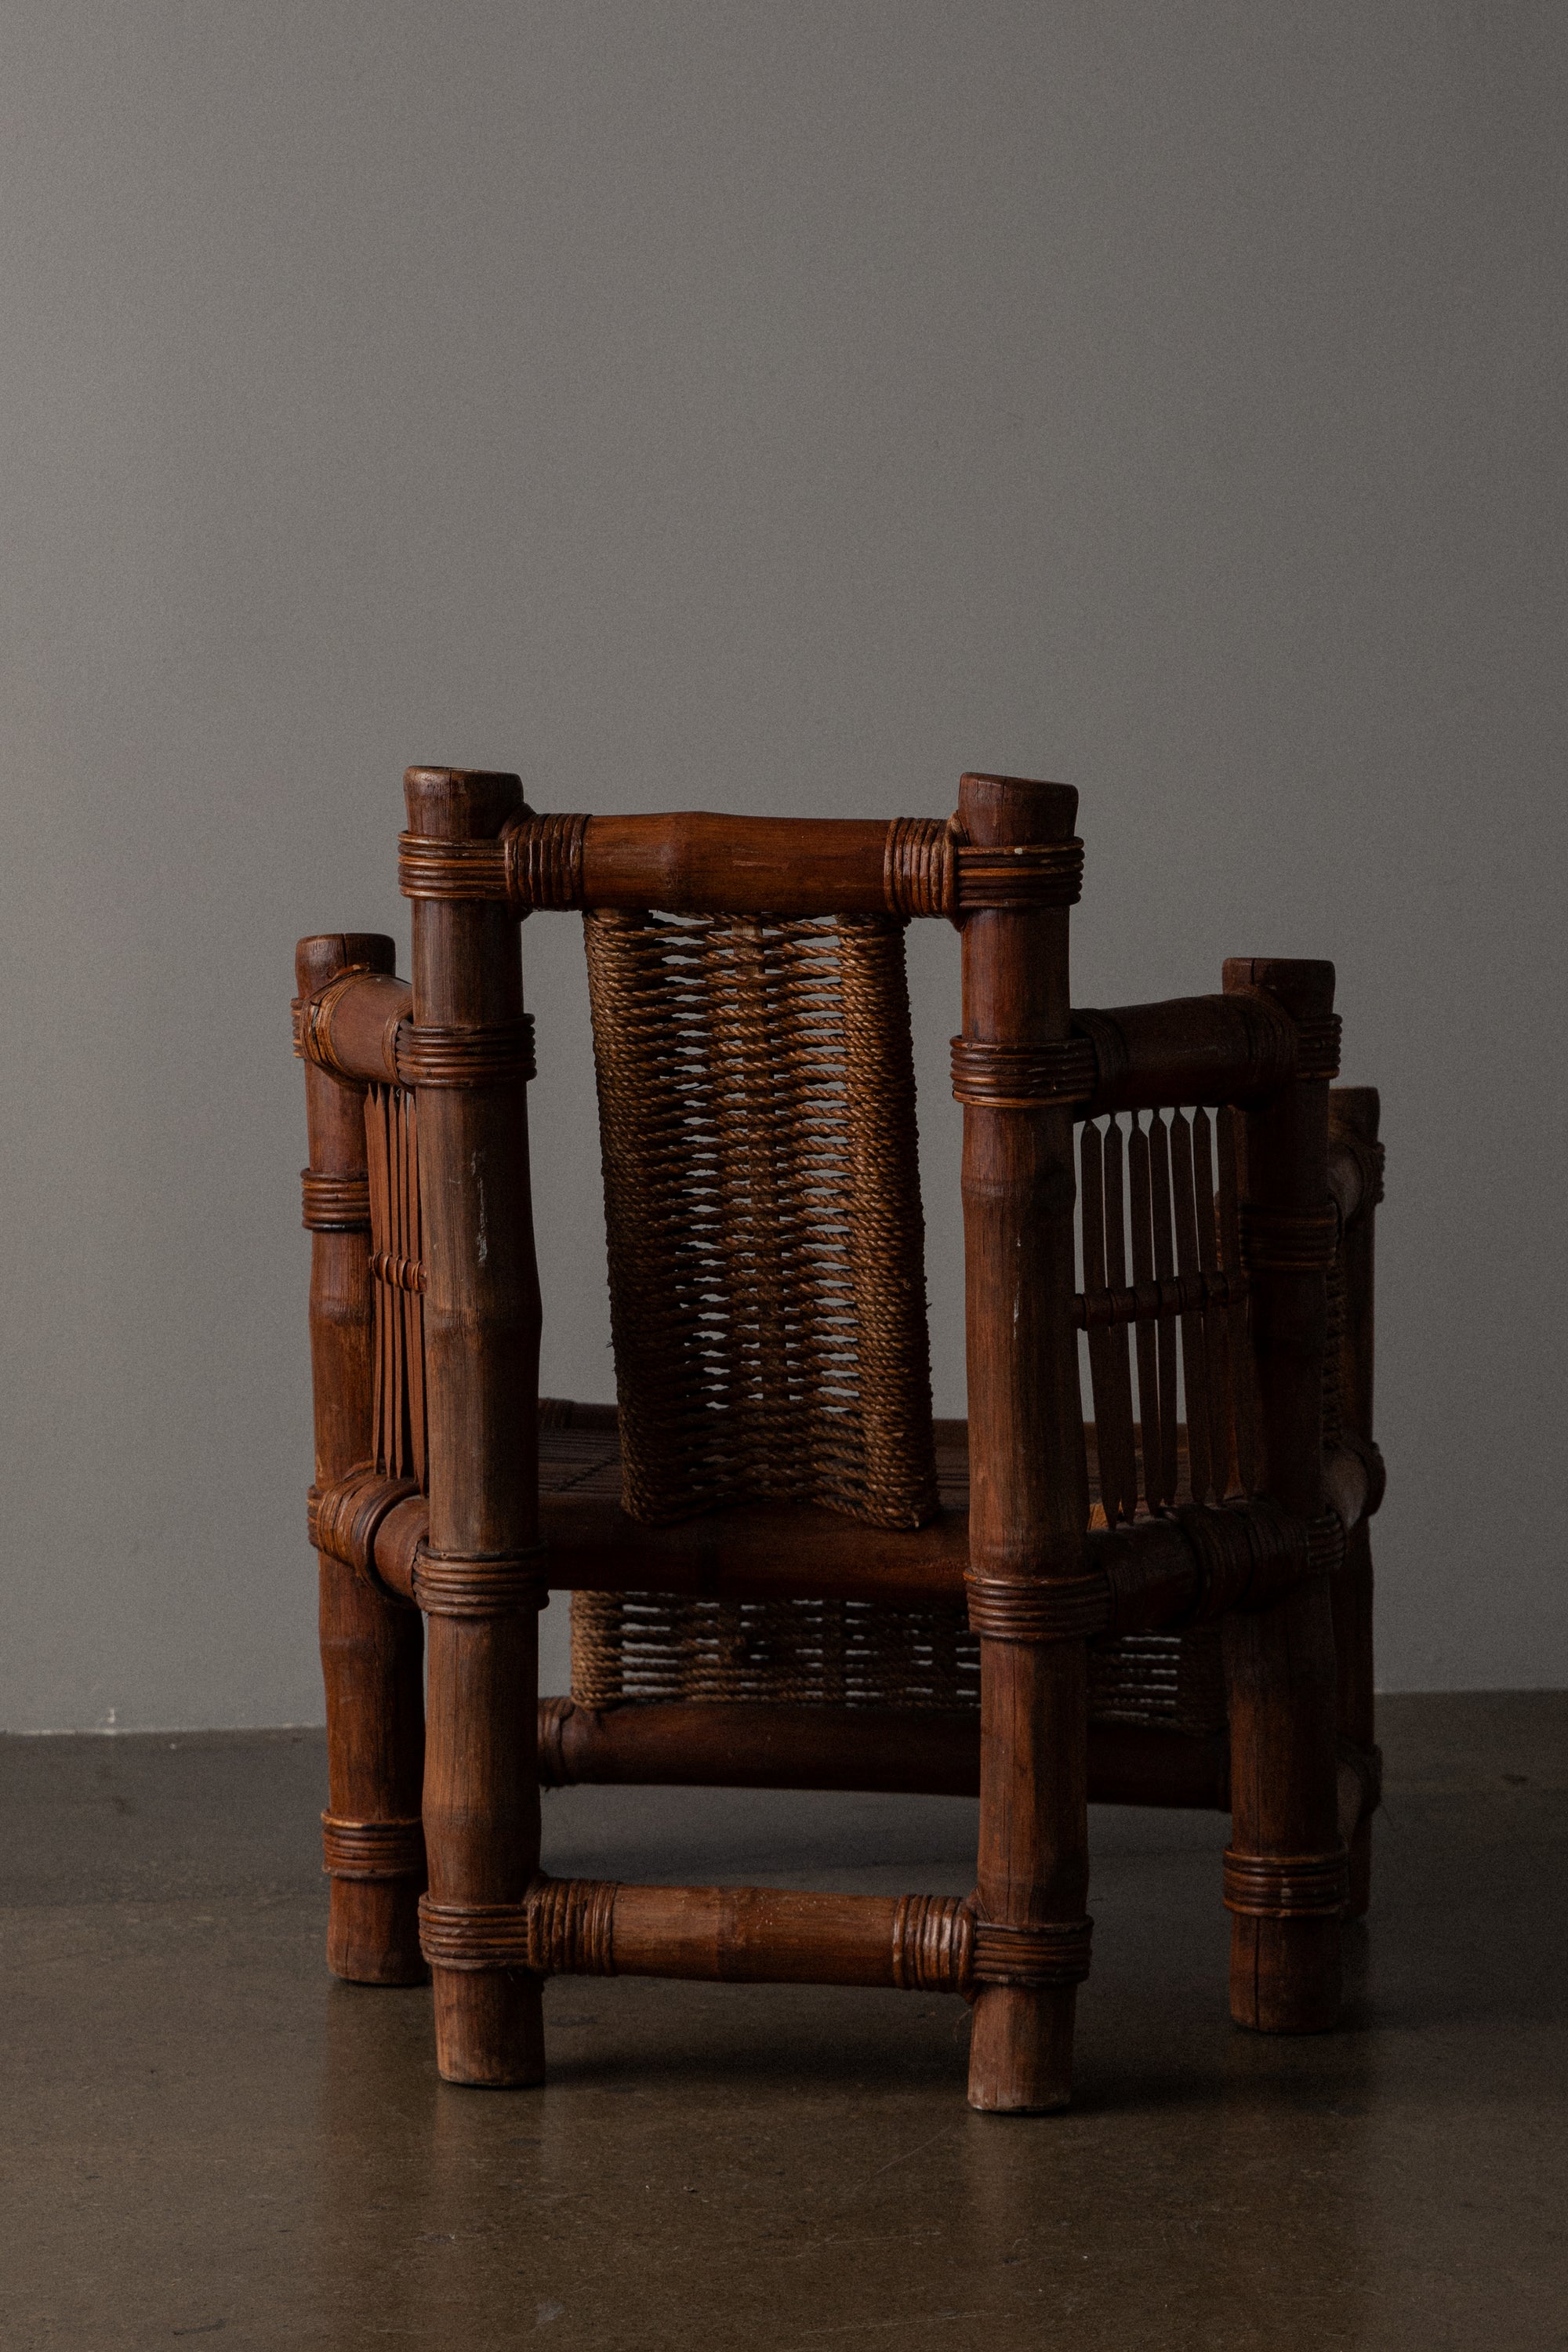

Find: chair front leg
[403,766,547,2087]
[955,772,1094,2113]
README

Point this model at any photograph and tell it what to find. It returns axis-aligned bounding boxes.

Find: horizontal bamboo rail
[419,1879,982,1988]
[296,964,1348,1129]
[310,1446,1380,1636]
[1076,994,1341,1116]
[535,1698,1232,1808]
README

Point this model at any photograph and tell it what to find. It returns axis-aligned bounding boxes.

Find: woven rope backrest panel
[583,908,939,1529]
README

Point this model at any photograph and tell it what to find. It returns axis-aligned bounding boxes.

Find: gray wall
[2,2,1563,1730]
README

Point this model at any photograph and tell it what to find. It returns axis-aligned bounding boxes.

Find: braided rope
[586,909,938,1530]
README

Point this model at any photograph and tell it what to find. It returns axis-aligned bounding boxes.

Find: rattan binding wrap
[584,908,939,1530]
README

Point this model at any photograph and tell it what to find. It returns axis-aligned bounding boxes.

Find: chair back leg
[298,930,427,1986]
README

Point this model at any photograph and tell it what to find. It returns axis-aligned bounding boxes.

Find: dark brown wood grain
[1329,1086,1382,1917]
[404,770,546,2087]
[537,1698,1232,1809]
[1221,957,1344,2034]
[296,932,426,1987]
[959,774,1090,2114]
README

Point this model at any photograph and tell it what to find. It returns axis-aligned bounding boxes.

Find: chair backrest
[299,771,1343,1564]
[583,906,938,1530]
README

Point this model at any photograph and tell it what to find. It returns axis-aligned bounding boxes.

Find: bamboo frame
[295,766,1384,2109]
[299,964,1333,1126]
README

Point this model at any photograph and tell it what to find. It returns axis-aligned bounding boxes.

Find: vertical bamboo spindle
[960,774,1091,2114]
[1221,956,1344,2033]
[405,768,546,2086]
[298,932,427,1986]
[1330,1085,1381,1917]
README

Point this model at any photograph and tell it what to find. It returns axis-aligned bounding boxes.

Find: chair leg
[967,1639,1089,2112]
[1224,1578,1344,2031]
[298,928,426,1986]
[321,1558,427,1984]
[425,1611,546,2086]
[1334,1520,1377,1918]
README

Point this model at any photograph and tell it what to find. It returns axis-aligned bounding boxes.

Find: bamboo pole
[297,931,426,1986]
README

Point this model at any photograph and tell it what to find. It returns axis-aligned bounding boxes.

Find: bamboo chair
[296,768,1385,2111]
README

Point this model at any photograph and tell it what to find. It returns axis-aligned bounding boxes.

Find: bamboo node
[949,1035,1098,1109]
[968,1913,1094,1988]
[1221,1848,1348,1919]
[321,1813,426,1882]
[393,1017,536,1089]
[964,1573,1110,1642]
[953,838,1083,912]
[891,1893,974,1991]
[300,1167,371,1232]
[411,1547,548,1617]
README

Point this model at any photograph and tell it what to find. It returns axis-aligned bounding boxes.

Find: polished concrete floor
[3,1693,1565,2350]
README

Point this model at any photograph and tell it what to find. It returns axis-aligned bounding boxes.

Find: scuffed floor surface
[2,1693,1565,2350]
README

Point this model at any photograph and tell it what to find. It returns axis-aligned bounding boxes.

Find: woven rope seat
[547,1405,1228,1737]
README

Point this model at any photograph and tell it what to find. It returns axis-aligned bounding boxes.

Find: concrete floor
[2,1694,1565,2351]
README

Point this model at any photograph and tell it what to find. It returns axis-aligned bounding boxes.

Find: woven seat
[296,766,1385,2111]
[543,1408,1229,1737]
